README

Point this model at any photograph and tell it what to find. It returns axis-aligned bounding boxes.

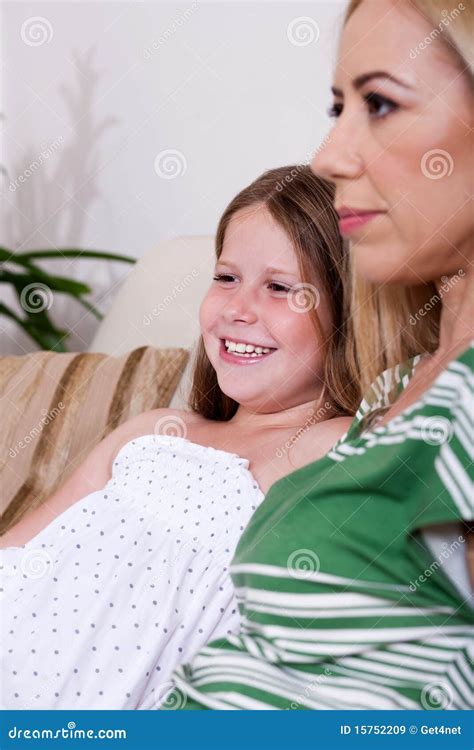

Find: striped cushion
[0,346,188,534]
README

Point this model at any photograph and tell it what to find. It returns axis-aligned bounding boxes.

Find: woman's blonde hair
[188,165,361,421]
[343,0,473,392]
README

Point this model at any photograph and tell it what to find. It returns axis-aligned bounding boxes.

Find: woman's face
[199,204,332,414]
[312,0,473,285]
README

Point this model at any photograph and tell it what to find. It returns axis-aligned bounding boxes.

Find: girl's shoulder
[108,407,204,467]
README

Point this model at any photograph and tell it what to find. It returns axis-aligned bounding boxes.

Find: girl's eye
[327,102,343,119]
[363,92,398,118]
[268,282,291,293]
[213,274,236,282]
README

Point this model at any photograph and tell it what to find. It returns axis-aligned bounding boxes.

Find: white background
[0,0,345,354]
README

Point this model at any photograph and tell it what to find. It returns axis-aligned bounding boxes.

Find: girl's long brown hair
[188,165,361,421]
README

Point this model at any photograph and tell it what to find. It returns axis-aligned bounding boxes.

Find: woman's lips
[218,339,277,366]
[338,211,384,236]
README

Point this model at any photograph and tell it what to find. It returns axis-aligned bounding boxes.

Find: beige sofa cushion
[0,346,188,534]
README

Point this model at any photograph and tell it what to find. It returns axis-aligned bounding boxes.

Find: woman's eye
[327,102,343,119]
[364,92,398,118]
[268,282,291,293]
[213,274,236,283]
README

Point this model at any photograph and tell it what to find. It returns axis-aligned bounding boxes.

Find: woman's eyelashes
[328,92,399,120]
[212,274,291,294]
[327,102,343,118]
[363,91,399,118]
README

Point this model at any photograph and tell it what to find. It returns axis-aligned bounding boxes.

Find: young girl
[164,0,473,711]
[0,166,359,709]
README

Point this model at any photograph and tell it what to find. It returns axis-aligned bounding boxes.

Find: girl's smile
[218,337,278,365]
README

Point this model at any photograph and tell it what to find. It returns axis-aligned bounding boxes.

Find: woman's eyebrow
[331,70,414,97]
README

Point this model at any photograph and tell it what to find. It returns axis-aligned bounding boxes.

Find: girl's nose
[221,288,258,324]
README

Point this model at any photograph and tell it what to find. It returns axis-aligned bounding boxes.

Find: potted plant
[0,246,135,351]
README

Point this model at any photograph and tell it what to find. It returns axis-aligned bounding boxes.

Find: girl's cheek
[200,291,226,329]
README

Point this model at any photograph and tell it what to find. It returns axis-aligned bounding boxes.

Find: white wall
[0,0,345,355]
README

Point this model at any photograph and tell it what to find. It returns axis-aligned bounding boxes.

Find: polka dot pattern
[0,434,264,709]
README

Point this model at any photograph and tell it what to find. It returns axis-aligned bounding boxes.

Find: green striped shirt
[166,343,473,710]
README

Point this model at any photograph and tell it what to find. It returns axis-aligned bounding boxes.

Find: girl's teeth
[224,339,272,355]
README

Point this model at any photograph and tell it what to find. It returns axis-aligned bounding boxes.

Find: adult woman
[0,166,359,709]
[165,0,473,710]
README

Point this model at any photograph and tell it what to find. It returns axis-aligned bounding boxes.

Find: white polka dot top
[0,434,265,709]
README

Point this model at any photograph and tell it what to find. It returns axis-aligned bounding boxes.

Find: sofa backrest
[88,235,215,409]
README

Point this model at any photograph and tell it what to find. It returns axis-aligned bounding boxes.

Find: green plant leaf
[16,248,136,263]
[75,296,103,321]
[0,269,92,296]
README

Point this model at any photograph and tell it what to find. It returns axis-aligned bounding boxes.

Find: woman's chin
[351,241,417,285]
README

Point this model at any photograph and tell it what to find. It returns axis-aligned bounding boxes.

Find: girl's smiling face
[199,203,332,414]
[312,0,473,285]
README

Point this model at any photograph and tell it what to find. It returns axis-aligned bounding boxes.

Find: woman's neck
[435,266,473,359]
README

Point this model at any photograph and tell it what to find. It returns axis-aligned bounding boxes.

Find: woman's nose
[312,119,364,183]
